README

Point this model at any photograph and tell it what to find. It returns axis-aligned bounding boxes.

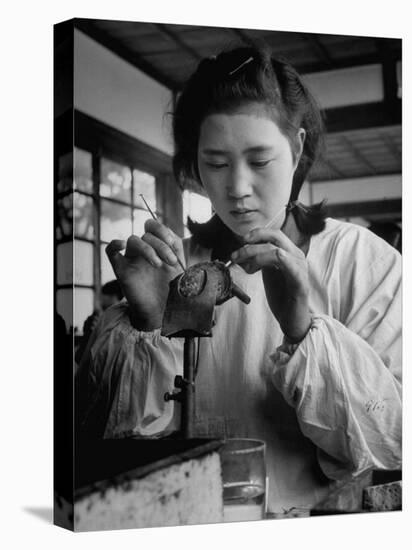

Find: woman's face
[197,103,304,236]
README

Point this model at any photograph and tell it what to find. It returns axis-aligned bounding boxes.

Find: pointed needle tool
[139,194,186,272]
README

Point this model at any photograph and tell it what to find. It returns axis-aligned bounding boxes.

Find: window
[182,189,212,238]
[99,159,157,283]
[56,148,97,334]
[55,111,177,336]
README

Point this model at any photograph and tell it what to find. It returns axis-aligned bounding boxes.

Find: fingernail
[151,259,161,267]
[231,251,239,260]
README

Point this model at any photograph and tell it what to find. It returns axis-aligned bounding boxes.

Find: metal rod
[139,193,157,220]
[139,193,186,272]
[182,337,196,439]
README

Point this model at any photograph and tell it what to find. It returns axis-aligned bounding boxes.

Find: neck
[189,211,310,260]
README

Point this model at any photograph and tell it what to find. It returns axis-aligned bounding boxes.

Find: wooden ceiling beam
[304,34,334,68]
[323,99,401,133]
[75,20,401,91]
[212,30,397,76]
[297,52,400,75]
[340,135,377,174]
[374,38,400,107]
[74,19,180,91]
[152,23,202,62]
[323,158,346,179]
[380,133,402,163]
[230,28,256,48]
[326,198,401,219]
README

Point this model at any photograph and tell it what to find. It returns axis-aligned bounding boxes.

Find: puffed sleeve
[75,239,209,440]
[76,302,183,439]
[269,226,402,481]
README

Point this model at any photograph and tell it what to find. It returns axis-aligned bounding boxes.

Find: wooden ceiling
[74,19,402,219]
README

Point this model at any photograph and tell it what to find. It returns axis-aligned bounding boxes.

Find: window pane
[56,194,73,239]
[74,287,95,335]
[74,240,94,285]
[57,242,73,285]
[183,190,212,238]
[101,200,132,242]
[74,148,93,193]
[101,243,117,285]
[133,169,156,211]
[57,152,73,193]
[182,190,212,223]
[56,288,73,332]
[74,192,94,240]
[100,158,132,203]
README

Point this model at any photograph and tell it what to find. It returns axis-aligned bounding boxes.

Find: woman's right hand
[106,219,185,331]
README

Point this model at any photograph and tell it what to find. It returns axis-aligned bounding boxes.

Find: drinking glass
[219,438,266,523]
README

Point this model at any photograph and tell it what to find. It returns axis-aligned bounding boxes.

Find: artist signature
[365,399,387,413]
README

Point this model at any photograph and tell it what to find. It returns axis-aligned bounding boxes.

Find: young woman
[77,47,402,513]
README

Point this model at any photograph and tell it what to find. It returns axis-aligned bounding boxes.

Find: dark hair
[102,279,123,300]
[172,45,327,237]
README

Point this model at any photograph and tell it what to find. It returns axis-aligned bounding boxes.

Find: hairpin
[229,56,254,76]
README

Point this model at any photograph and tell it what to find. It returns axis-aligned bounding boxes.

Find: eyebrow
[200,145,275,155]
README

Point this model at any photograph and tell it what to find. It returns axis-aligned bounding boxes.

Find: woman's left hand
[230,227,312,343]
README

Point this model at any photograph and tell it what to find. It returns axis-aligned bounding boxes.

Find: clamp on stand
[161,261,250,439]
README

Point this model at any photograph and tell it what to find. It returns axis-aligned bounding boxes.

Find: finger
[242,228,302,256]
[105,240,126,270]
[232,245,282,273]
[142,232,179,266]
[106,239,126,259]
[144,219,185,264]
[124,235,163,267]
[233,246,307,292]
[231,243,277,264]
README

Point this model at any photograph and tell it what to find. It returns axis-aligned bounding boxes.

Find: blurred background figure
[368,222,402,253]
[99,279,124,311]
[75,279,123,365]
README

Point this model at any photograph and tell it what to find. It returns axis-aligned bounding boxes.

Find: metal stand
[182,337,196,438]
[162,261,251,439]
[164,336,196,439]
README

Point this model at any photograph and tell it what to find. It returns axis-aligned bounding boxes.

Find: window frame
[55,109,177,334]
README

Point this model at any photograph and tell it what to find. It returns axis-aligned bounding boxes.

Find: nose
[226,163,253,199]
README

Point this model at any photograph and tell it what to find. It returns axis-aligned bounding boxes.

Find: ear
[293,128,306,170]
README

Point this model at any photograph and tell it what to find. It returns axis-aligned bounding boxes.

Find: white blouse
[80,218,402,513]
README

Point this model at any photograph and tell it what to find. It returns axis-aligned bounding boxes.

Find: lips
[230,209,257,217]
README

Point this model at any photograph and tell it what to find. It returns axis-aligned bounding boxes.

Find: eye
[205,162,228,169]
[250,159,272,168]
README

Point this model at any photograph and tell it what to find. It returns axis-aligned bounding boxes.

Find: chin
[233,225,253,237]
[227,220,258,237]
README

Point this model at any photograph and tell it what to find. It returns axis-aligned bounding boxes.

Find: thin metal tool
[224,206,287,268]
[140,193,186,272]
